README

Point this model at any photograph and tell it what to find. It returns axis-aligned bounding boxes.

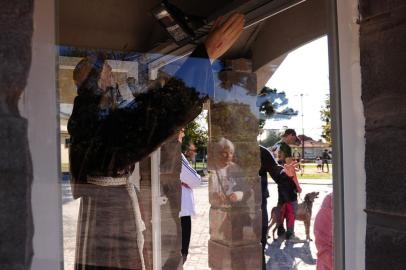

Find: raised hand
[204,13,245,61]
[283,161,299,178]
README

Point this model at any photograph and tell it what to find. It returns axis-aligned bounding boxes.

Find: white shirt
[179,153,201,217]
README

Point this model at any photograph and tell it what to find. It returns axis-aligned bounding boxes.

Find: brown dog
[268,192,319,241]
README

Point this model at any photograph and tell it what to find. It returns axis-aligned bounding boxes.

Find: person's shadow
[265,239,316,270]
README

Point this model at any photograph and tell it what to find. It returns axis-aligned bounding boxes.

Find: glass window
[56,1,339,269]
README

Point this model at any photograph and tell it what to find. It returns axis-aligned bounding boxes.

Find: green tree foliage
[257,86,298,148]
[258,129,280,148]
[183,112,208,152]
[320,97,332,145]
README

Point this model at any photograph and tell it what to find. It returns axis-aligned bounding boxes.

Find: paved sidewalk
[183,181,210,270]
[62,178,332,270]
[183,179,333,270]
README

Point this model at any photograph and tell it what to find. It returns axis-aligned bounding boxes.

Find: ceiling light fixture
[151,0,204,45]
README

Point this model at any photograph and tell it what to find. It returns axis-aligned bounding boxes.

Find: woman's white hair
[215,137,235,153]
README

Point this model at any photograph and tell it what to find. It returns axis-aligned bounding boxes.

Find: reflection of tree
[217,70,257,96]
[210,102,259,180]
[320,97,331,145]
[257,86,298,128]
[259,129,280,148]
[211,102,258,141]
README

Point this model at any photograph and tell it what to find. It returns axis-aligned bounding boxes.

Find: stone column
[208,59,262,270]
[0,1,34,269]
[359,1,406,269]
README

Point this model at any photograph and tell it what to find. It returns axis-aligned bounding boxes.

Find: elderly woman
[209,137,251,206]
[68,14,244,270]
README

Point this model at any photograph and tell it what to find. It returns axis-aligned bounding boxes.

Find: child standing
[316,156,322,172]
[278,160,302,240]
[271,129,302,240]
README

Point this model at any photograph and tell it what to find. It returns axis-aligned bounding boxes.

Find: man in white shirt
[178,129,202,263]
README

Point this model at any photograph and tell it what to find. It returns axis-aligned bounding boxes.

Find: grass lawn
[298,163,333,179]
[191,161,207,170]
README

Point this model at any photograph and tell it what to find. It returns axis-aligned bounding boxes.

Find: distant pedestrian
[316,156,322,172]
[321,149,330,173]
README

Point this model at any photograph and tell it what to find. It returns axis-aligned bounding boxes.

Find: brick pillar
[359,1,406,269]
[208,59,262,270]
[0,1,34,269]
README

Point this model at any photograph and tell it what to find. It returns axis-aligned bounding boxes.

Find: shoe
[277,226,286,237]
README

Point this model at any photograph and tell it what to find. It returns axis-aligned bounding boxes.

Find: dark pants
[261,202,268,270]
[181,216,191,256]
[322,160,329,172]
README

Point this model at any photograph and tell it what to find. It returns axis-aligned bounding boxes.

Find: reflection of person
[314,193,333,270]
[259,146,271,270]
[126,76,141,97]
[322,149,330,173]
[177,129,201,264]
[210,138,250,205]
[210,138,252,247]
[68,13,244,270]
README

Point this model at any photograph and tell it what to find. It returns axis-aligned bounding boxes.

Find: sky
[264,36,330,141]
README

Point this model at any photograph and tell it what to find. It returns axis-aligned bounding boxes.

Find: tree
[257,86,298,148]
[183,111,208,153]
[257,86,298,128]
[258,129,280,148]
[320,97,332,145]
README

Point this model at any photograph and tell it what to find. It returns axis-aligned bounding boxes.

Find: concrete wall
[336,1,366,269]
[358,1,406,269]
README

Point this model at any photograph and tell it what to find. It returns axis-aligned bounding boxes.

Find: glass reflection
[58,4,335,270]
[209,138,251,206]
[62,13,245,270]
